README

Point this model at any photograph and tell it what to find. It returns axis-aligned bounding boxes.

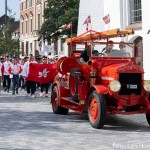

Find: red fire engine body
[51,28,150,129]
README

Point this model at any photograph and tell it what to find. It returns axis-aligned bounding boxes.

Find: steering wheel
[98,53,105,56]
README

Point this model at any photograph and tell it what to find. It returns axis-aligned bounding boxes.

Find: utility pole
[4,0,7,54]
[5,0,7,24]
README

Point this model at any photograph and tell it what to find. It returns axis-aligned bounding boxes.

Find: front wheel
[51,85,69,115]
[146,113,150,125]
[88,90,106,129]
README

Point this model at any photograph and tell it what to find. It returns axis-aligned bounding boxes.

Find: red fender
[91,85,108,95]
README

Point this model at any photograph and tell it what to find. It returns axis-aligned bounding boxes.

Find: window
[37,0,41,4]
[130,0,142,24]
[23,1,26,10]
[21,42,24,56]
[26,0,28,9]
[61,38,65,51]
[30,19,33,32]
[22,22,24,34]
[29,0,32,7]
[30,43,33,53]
[26,21,28,33]
[21,2,23,10]
[37,14,40,30]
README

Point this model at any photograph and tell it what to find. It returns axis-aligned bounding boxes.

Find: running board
[61,97,84,113]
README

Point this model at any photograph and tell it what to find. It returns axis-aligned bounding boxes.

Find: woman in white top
[0,61,3,94]
[3,55,12,92]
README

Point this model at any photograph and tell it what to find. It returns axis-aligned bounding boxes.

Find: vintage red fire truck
[51,28,150,129]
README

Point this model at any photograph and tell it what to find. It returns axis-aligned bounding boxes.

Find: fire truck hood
[101,63,143,81]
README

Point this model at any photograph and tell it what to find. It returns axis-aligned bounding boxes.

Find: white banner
[41,44,53,52]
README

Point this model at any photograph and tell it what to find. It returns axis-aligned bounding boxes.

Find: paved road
[0,90,150,150]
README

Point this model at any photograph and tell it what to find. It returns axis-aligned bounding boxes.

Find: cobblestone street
[0,90,150,150]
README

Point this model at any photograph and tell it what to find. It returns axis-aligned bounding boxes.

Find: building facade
[20,0,47,57]
[78,0,150,79]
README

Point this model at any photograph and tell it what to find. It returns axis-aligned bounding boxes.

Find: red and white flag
[66,22,72,30]
[26,63,58,83]
[103,14,110,24]
[83,15,91,31]
[83,15,91,25]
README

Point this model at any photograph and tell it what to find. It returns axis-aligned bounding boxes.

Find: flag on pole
[83,15,91,31]
[103,14,110,24]
[83,15,91,25]
[66,22,72,30]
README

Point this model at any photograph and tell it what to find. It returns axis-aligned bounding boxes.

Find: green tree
[40,0,79,42]
[0,16,18,56]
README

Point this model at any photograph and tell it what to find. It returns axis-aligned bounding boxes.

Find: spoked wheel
[51,85,69,115]
[88,90,106,129]
[146,113,150,126]
[69,68,82,97]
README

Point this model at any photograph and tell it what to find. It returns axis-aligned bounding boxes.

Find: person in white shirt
[3,55,12,92]
[19,59,25,91]
[9,58,21,95]
[0,60,3,94]
[119,41,130,57]
[23,54,37,97]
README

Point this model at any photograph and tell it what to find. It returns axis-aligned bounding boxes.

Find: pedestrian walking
[19,59,25,91]
[23,54,37,97]
[40,56,49,97]
[3,55,12,93]
[9,58,21,95]
[0,59,3,94]
[35,55,42,90]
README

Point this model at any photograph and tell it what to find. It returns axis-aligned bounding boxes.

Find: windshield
[92,42,134,57]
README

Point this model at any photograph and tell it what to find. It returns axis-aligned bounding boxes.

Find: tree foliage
[0,16,18,56]
[40,0,80,42]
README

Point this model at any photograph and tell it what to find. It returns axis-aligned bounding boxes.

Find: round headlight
[144,80,150,92]
[109,80,121,92]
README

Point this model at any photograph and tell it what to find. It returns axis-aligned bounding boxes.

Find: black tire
[88,90,106,129]
[51,85,69,115]
[146,113,150,126]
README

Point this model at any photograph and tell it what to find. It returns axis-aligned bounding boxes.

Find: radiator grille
[119,73,142,95]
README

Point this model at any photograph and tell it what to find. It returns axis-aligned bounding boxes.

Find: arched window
[24,13,28,34]
[130,0,142,24]
[29,11,33,33]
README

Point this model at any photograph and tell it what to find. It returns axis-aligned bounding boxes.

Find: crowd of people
[0,54,57,97]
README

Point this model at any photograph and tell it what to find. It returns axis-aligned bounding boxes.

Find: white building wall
[78,0,144,49]
[77,0,105,35]
[103,0,121,30]
[78,0,123,34]
[141,0,150,80]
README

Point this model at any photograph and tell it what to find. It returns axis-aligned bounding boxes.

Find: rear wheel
[51,85,69,115]
[88,90,106,129]
[146,113,150,125]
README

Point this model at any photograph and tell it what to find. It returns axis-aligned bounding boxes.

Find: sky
[0,0,20,20]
